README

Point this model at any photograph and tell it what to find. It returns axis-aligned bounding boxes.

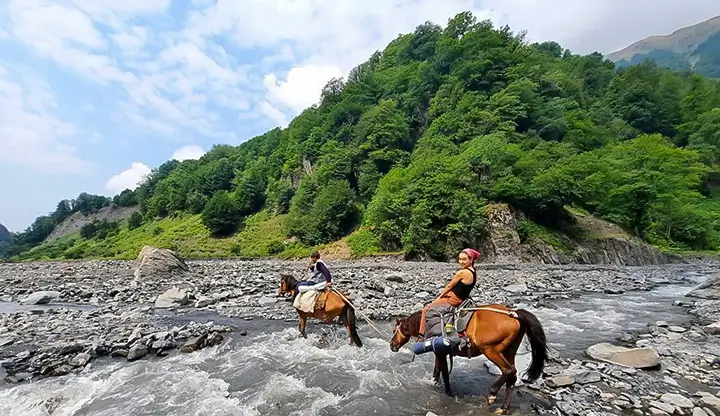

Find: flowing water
[0,278,704,416]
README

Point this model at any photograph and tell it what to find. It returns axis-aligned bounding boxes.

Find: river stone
[585,342,660,369]
[661,393,694,409]
[698,393,720,412]
[69,352,91,367]
[181,334,207,353]
[546,375,574,387]
[258,296,276,306]
[667,326,686,333]
[575,371,602,384]
[154,287,190,308]
[20,291,61,305]
[133,246,190,280]
[504,283,528,293]
[127,344,148,361]
[687,274,720,300]
[693,408,710,416]
[703,321,720,335]
[650,400,676,414]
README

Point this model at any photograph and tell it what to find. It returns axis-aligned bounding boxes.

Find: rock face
[45,204,138,242]
[687,274,720,300]
[585,342,660,369]
[478,204,679,266]
[133,246,190,280]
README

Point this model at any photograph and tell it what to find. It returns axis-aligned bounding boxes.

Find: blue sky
[1,0,719,232]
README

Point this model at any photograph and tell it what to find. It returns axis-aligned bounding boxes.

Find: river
[0,279,701,416]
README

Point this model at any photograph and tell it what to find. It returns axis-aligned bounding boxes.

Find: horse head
[278,273,298,298]
[389,310,421,352]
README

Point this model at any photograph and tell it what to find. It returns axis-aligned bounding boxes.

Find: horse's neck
[408,316,421,337]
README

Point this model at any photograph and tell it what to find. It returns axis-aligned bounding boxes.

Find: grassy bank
[14,210,395,262]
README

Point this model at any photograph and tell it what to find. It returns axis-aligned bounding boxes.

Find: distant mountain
[0,222,10,243]
[606,16,720,78]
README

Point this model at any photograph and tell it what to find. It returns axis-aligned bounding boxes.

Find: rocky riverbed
[2,252,720,415]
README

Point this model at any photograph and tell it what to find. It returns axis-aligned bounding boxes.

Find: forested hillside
[5,12,720,262]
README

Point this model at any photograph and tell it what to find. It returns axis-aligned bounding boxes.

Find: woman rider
[418,248,481,338]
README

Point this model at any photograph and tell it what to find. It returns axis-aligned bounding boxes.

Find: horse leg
[432,355,441,384]
[299,314,308,339]
[483,348,516,412]
[436,352,453,397]
[497,331,525,413]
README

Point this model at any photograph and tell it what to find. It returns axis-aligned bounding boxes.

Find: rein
[331,288,391,339]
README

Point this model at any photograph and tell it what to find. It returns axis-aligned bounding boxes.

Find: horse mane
[399,309,422,334]
[281,273,298,288]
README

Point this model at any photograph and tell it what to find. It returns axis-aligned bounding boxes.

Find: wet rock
[180,334,207,353]
[127,344,148,361]
[69,352,91,367]
[52,365,73,376]
[585,342,660,369]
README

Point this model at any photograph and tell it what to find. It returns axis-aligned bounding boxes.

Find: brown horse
[389,304,548,414]
[278,274,363,347]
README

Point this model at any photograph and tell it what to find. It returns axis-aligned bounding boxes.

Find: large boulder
[133,246,190,280]
[687,274,720,300]
[585,342,660,369]
[20,291,61,305]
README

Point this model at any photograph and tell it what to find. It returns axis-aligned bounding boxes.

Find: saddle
[314,291,329,310]
[423,298,477,356]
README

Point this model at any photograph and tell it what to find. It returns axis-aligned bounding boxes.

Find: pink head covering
[462,248,481,263]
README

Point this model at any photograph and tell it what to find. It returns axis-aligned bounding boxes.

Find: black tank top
[451,268,476,300]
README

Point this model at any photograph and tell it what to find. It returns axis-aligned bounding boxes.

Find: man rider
[296,251,333,293]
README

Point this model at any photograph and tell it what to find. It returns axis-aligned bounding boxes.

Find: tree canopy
[5,12,720,260]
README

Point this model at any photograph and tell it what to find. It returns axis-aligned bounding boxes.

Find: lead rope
[331,288,392,339]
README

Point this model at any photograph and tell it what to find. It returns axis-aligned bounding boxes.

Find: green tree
[201,191,242,236]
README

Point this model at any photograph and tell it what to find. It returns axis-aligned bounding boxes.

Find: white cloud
[258,100,289,128]
[263,65,343,113]
[105,162,151,193]
[0,65,89,173]
[171,145,206,161]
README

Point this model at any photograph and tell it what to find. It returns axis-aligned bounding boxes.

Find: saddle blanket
[293,290,321,312]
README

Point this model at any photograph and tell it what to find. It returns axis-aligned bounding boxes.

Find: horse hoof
[487,396,496,406]
[494,408,507,415]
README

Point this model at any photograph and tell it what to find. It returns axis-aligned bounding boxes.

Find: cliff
[478,204,681,266]
[45,205,139,242]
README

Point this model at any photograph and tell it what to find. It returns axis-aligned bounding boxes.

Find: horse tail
[342,302,363,347]
[514,309,548,383]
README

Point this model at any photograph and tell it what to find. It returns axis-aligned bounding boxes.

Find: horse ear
[395,316,401,324]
